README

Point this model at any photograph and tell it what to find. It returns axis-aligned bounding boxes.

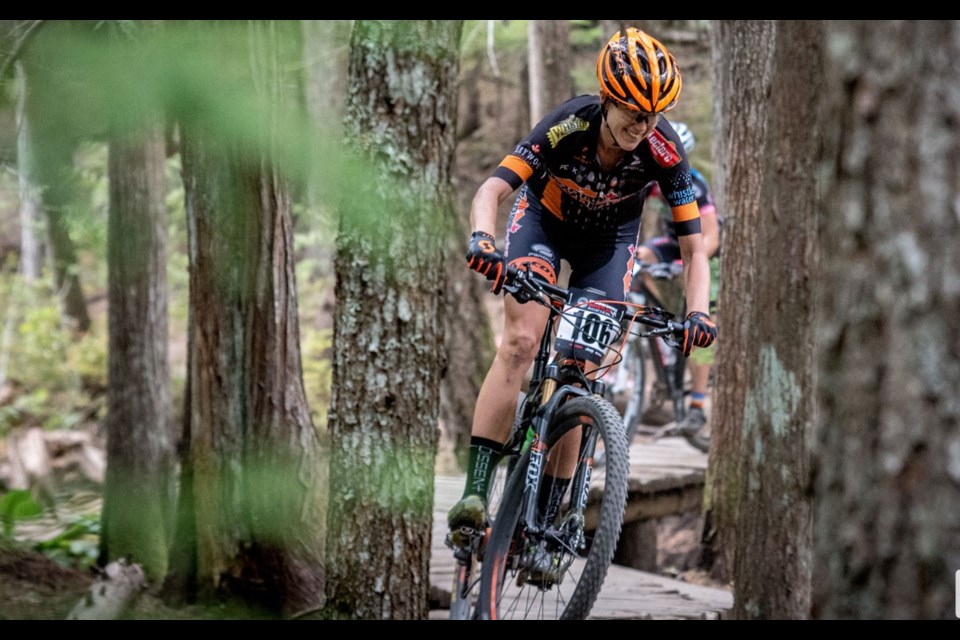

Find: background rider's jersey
[491,94,701,236]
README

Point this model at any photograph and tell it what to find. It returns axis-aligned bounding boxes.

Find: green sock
[463,436,504,501]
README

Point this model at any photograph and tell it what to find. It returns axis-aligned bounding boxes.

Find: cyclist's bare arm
[678,232,711,316]
[699,204,721,257]
[470,176,515,237]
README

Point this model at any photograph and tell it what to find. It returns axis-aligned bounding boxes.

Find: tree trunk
[730,20,822,620]
[812,20,960,620]
[18,21,89,333]
[101,120,175,582]
[527,20,572,127]
[164,21,326,619]
[325,20,462,620]
[700,19,776,585]
[44,193,91,333]
[15,61,43,281]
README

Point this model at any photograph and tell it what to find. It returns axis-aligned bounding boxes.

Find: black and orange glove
[466,231,506,295]
[681,311,717,357]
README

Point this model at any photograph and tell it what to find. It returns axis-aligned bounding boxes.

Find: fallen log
[67,560,146,620]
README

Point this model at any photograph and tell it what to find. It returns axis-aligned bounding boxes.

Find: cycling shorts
[503,185,641,302]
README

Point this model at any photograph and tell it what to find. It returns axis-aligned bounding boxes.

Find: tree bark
[700,19,776,585]
[15,61,43,281]
[325,20,462,620]
[101,120,175,582]
[164,21,326,619]
[527,20,572,128]
[730,20,822,620]
[812,20,960,620]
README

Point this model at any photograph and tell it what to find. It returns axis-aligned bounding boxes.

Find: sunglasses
[615,103,660,125]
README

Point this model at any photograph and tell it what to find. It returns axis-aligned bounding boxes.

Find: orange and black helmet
[596,28,682,114]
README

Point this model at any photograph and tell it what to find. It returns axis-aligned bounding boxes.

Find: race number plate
[555,290,623,364]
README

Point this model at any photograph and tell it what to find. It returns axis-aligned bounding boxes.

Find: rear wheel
[620,338,648,444]
[477,394,629,620]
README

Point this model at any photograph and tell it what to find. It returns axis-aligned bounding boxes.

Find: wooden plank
[432,462,731,620]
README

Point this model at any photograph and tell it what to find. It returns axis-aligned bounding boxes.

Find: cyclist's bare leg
[689,361,710,400]
[472,296,550,443]
[678,360,710,438]
[545,427,581,478]
[448,298,551,541]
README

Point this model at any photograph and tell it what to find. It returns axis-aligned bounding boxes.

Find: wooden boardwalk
[430,436,732,620]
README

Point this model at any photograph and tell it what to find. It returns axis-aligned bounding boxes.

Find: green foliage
[0,489,98,568]
[460,20,529,61]
[163,152,190,409]
[294,224,334,430]
[0,490,42,537]
[0,272,107,436]
[32,513,100,569]
[17,21,351,211]
[569,20,603,48]
[69,141,110,289]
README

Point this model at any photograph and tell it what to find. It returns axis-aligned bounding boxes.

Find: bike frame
[506,281,600,538]
[504,266,685,535]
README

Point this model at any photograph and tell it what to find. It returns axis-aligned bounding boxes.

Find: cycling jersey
[643,167,719,263]
[493,94,701,300]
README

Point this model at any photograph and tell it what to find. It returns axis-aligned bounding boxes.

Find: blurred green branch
[0,19,44,81]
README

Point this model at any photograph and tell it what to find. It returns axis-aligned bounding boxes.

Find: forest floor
[0,491,719,620]
[0,537,93,620]
[0,416,724,620]
[0,500,722,620]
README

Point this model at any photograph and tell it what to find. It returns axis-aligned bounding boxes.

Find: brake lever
[505,266,546,305]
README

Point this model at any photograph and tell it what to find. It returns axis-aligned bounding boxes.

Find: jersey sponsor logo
[546,115,589,149]
[666,187,696,206]
[509,256,556,284]
[551,176,629,209]
[512,144,542,170]
[647,130,682,168]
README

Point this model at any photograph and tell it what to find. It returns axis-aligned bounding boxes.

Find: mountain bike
[609,261,709,453]
[449,264,686,620]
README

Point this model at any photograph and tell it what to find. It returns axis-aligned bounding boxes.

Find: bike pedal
[446,525,482,550]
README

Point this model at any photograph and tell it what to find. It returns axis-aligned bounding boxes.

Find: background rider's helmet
[672,121,696,154]
[596,28,682,114]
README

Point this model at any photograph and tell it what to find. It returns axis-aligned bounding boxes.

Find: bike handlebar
[503,264,685,339]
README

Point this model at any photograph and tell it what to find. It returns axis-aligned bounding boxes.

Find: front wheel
[477,394,629,620]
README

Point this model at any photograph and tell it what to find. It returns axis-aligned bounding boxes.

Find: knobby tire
[477,394,629,620]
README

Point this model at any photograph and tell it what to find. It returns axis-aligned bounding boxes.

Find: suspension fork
[521,374,586,536]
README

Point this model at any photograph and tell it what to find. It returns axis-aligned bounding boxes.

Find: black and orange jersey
[491,94,701,236]
[648,166,716,244]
